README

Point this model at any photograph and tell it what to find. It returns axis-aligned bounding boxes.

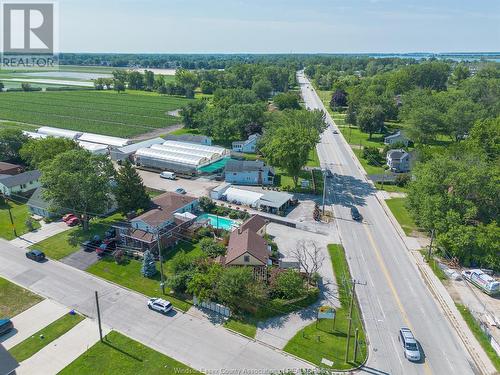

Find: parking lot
[137,169,219,197]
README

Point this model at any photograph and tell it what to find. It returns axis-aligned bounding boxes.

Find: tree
[0,81,5,91]
[270,270,305,299]
[0,129,29,162]
[113,80,125,93]
[444,98,482,141]
[21,82,32,92]
[180,101,206,129]
[199,196,216,212]
[362,146,383,166]
[199,238,226,258]
[40,149,115,230]
[356,105,385,139]
[128,71,144,90]
[405,106,444,145]
[330,90,347,110]
[113,160,151,215]
[273,92,300,110]
[200,80,216,94]
[291,240,325,286]
[216,267,254,311]
[20,137,79,168]
[451,64,470,84]
[141,250,157,278]
[187,262,223,301]
[252,79,273,100]
[144,70,155,91]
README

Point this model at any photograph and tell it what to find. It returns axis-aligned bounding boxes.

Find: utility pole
[95,291,103,342]
[428,228,435,260]
[322,169,327,215]
[354,328,359,363]
[2,194,18,237]
[156,229,165,295]
[345,279,366,363]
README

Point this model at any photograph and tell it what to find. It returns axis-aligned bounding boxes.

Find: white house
[224,160,274,186]
[386,149,411,172]
[232,133,261,153]
[0,170,41,196]
[384,130,409,146]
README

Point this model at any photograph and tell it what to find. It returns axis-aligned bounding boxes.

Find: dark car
[0,319,13,335]
[25,249,46,262]
[350,206,362,221]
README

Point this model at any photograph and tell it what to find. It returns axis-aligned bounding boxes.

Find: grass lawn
[385,198,418,236]
[374,182,408,193]
[306,148,320,168]
[456,304,500,372]
[224,317,258,338]
[29,213,124,260]
[352,149,385,175]
[419,250,447,281]
[59,330,200,374]
[275,169,323,195]
[169,127,201,136]
[0,277,43,318]
[9,313,84,362]
[284,244,367,370]
[0,200,40,240]
[0,121,40,132]
[87,241,202,312]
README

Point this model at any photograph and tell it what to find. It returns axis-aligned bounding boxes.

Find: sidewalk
[9,220,69,248]
[17,318,111,375]
[2,299,68,349]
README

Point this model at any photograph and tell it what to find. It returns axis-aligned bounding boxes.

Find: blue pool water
[196,213,238,231]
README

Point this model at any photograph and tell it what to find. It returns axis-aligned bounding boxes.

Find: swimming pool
[196,213,238,231]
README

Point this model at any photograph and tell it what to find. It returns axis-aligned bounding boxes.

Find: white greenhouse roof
[37,126,82,139]
[163,140,227,156]
[79,133,131,147]
[151,144,219,160]
[136,148,209,166]
[23,131,47,139]
[77,141,109,154]
[224,187,263,206]
[116,137,165,155]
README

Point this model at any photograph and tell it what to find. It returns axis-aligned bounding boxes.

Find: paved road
[0,239,311,373]
[298,72,478,375]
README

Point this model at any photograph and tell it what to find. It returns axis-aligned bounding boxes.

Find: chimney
[238,227,242,234]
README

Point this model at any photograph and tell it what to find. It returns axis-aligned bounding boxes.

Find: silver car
[398,328,421,361]
[147,298,173,314]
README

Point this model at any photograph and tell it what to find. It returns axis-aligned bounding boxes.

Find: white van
[160,171,176,180]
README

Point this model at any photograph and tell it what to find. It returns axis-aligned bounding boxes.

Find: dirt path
[130,123,182,141]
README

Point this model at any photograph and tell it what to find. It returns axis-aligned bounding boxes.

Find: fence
[193,296,231,318]
[472,310,500,357]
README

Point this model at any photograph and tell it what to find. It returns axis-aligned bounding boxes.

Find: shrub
[362,146,383,166]
[395,173,411,187]
[141,250,157,278]
[167,271,193,294]
[196,227,214,239]
[199,196,216,212]
[228,211,239,219]
[270,269,306,300]
[199,237,226,258]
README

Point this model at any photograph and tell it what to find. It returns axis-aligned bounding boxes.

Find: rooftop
[258,191,294,209]
[115,137,165,155]
[0,162,22,173]
[165,134,211,144]
[0,169,41,188]
[132,192,197,227]
[240,214,268,233]
[225,159,268,172]
[226,227,269,265]
[387,149,408,159]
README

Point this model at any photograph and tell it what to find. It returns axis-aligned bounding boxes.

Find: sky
[59,0,500,53]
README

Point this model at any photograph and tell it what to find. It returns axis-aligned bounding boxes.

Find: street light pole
[156,228,165,295]
[322,169,327,215]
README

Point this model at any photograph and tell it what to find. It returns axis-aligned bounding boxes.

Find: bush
[270,269,306,300]
[199,237,226,258]
[196,227,213,239]
[199,196,216,212]
[362,146,383,166]
[395,173,411,187]
[228,211,239,219]
[167,271,193,294]
[141,250,157,278]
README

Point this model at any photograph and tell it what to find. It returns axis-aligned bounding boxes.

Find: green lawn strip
[455,304,500,372]
[9,313,84,362]
[87,241,202,312]
[284,244,367,369]
[275,168,323,195]
[419,250,447,281]
[58,330,200,375]
[0,277,43,317]
[385,198,418,236]
[29,213,124,260]
[168,127,202,136]
[0,200,40,240]
[352,149,385,175]
[374,182,408,193]
[223,317,258,339]
[306,147,320,168]
[0,121,39,131]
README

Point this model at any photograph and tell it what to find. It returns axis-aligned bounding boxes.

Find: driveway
[255,224,340,349]
[60,249,100,270]
[10,221,69,249]
[0,239,312,372]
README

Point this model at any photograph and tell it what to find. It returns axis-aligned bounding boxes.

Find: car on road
[398,328,421,362]
[175,188,186,195]
[350,206,362,221]
[25,249,46,262]
[147,298,173,314]
[0,319,13,335]
[66,216,79,227]
[332,129,339,134]
[160,171,176,180]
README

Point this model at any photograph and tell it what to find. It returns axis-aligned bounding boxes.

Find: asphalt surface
[298,72,478,375]
[0,239,311,373]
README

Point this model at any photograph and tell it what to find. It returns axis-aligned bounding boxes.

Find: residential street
[0,239,312,373]
[298,72,481,375]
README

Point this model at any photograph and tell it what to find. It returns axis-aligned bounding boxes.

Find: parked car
[398,328,421,361]
[96,241,116,256]
[350,206,362,221]
[147,298,172,314]
[66,217,79,227]
[62,213,77,222]
[83,235,101,252]
[0,319,13,336]
[175,188,186,195]
[25,249,46,262]
[160,171,176,180]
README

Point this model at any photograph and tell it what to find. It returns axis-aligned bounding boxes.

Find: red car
[62,213,77,222]
[66,217,79,227]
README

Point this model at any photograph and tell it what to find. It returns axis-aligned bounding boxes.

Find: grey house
[386,149,411,172]
[224,160,274,186]
[384,130,410,146]
[164,134,212,146]
[27,187,58,218]
[0,170,41,196]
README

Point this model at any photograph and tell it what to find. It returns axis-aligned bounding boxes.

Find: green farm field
[0,91,191,137]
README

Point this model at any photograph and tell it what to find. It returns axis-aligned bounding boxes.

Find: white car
[160,171,176,180]
[398,328,421,362]
[147,298,173,314]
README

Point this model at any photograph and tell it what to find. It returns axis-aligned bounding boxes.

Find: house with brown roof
[0,162,22,175]
[239,214,268,236]
[116,192,199,252]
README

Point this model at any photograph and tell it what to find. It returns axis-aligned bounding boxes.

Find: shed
[224,187,263,207]
[210,182,232,200]
[257,191,294,214]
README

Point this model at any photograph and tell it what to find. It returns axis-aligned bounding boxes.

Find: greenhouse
[37,126,82,140]
[78,133,131,148]
[135,147,210,173]
[162,140,228,158]
[23,131,47,140]
[150,144,220,161]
